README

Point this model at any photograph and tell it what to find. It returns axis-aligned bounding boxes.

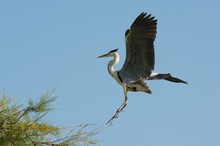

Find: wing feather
[119,12,157,82]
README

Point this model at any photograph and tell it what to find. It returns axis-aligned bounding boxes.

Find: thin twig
[10,107,31,124]
[51,125,87,144]
[24,132,36,146]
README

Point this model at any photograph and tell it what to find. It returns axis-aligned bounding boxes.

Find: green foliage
[0,90,102,146]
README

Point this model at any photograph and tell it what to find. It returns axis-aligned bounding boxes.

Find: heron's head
[97,49,118,58]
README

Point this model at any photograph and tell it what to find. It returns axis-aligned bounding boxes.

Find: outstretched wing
[119,12,157,82]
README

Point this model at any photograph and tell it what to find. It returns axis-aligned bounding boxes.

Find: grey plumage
[97,12,187,125]
[119,13,157,82]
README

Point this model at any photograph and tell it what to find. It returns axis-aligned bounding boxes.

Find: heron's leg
[117,84,128,112]
[107,84,128,125]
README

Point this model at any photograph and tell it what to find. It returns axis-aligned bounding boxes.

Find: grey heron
[98,12,187,124]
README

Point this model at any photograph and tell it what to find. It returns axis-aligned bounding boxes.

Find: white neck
[107,52,120,83]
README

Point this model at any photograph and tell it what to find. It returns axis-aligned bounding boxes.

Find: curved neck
[108,52,119,76]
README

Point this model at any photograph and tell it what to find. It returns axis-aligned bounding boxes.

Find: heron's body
[107,51,152,93]
[98,12,187,124]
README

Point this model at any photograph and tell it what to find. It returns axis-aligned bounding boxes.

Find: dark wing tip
[148,73,188,84]
[132,12,157,26]
[125,12,157,37]
[164,75,188,84]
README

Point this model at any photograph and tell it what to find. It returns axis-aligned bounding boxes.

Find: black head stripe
[109,48,118,53]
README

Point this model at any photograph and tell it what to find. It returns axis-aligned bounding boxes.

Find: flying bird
[97,12,187,124]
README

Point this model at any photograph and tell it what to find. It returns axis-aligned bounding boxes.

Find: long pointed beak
[97,53,108,58]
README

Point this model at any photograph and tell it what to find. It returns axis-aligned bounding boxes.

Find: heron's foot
[106,104,126,125]
[106,94,128,125]
[106,114,118,125]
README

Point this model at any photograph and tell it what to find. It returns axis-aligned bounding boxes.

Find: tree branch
[24,132,36,146]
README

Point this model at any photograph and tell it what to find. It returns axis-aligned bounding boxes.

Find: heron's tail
[148,73,188,84]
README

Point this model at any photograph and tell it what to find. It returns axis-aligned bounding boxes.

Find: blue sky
[1,1,220,146]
